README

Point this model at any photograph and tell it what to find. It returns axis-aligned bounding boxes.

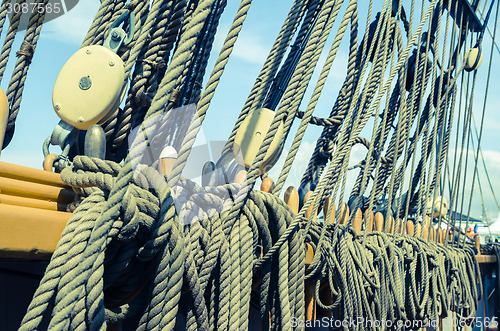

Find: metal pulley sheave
[44,10,134,169]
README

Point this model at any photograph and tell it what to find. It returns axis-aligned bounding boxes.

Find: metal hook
[104,10,136,53]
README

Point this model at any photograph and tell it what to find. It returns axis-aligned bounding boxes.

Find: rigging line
[395,12,437,222]
[483,24,500,55]
[471,112,500,211]
[447,11,469,211]
[402,1,464,224]
[425,0,457,238]
[468,126,493,237]
[419,0,448,230]
[436,0,462,235]
[346,7,398,220]
[456,69,476,243]
[449,64,471,243]
[450,22,474,237]
[351,0,410,211]
[442,8,469,245]
[462,0,500,247]
[331,5,394,225]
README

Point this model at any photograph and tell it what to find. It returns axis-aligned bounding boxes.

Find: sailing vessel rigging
[0,0,499,329]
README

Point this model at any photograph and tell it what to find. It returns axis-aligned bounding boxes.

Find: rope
[221,0,309,157]
[18,0,492,329]
[1,0,49,149]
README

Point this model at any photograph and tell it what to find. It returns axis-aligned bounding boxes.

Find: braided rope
[0,0,24,83]
[18,0,491,330]
[2,0,48,147]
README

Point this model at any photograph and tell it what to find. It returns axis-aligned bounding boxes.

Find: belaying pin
[159,146,177,175]
[202,161,217,186]
[84,124,106,159]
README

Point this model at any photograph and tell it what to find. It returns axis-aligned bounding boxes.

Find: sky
[0,0,499,224]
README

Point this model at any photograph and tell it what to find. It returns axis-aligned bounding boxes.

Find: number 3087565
[6,2,61,14]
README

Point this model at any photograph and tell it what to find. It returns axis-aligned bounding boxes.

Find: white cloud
[446,148,500,220]
[232,33,269,65]
[43,1,100,45]
[213,24,268,65]
[488,212,500,231]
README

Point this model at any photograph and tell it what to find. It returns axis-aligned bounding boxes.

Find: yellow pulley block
[425,196,448,218]
[0,87,8,155]
[233,108,284,174]
[464,47,483,72]
[52,45,126,130]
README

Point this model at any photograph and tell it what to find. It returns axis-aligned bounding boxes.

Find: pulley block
[233,108,284,174]
[464,47,483,72]
[52,45,126,130]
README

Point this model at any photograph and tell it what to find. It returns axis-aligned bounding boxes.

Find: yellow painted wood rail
[0,204,71,259]
[0,162,74,259]
[0,161,67,188]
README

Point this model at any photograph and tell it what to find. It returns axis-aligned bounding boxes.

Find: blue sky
[1,0,499,222]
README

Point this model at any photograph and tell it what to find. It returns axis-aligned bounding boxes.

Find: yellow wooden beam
[0,194,68,211]
[476,255,497,263]
[0,176,76,203]
[0,161,67,188]
[0,204,71,259]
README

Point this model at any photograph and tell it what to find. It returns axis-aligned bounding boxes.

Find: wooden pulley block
[425,196,448,218]
[0,87,9,155]
[52,45,126,130]
[233,108,284,174]
[464,47,483,72]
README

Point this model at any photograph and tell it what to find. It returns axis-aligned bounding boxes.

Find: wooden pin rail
[276,186,499,322]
